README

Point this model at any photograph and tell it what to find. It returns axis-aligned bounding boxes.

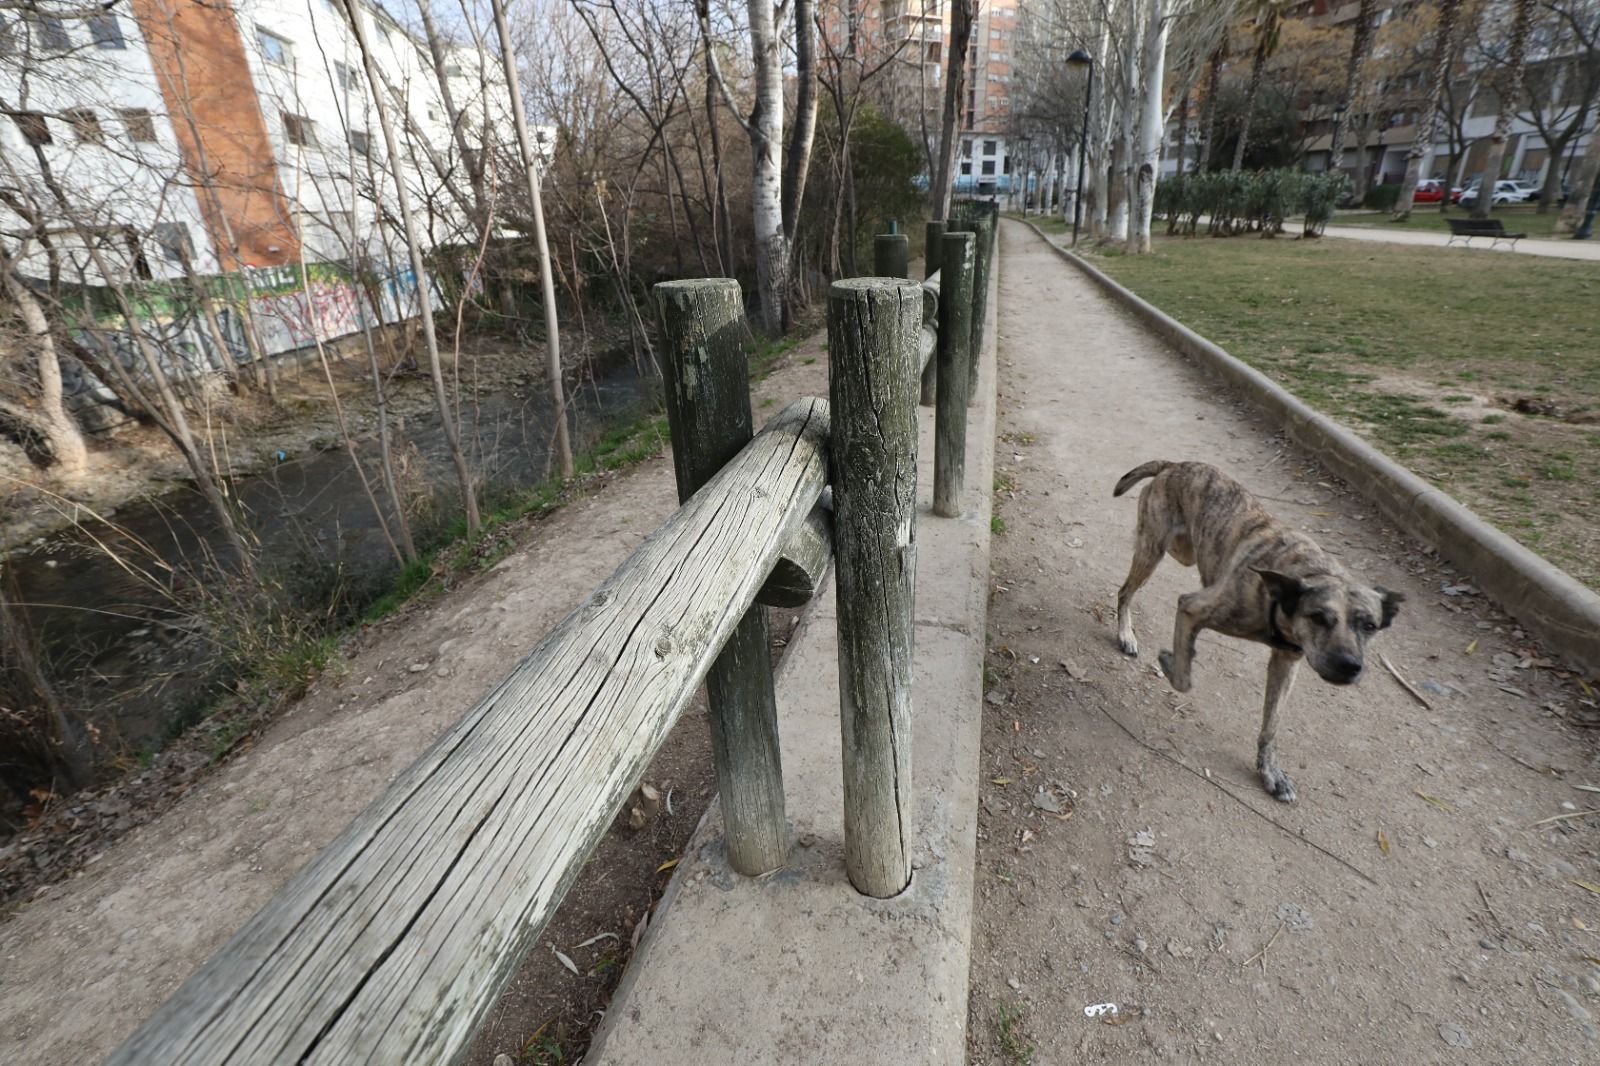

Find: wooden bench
[1446,217,1528,249]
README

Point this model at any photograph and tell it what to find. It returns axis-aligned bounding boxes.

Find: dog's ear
[1376,587,1405,629]
[1254,569,1304,615]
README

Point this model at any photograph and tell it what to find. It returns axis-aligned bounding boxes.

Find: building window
[1002,155,1011,174]
[374,18,392,43]
[89,14,126,49]
[444,62,464,77]
[349,128,373,157]
[981,159,995,175]
[0,16,15,55]
[926,41,939,62]
[334,61,360,92]
[961,140,971,158]
[258,28,291,66]
[65,108,105,144]
[960,161,971,175]
[9,110,51,146]
[983,139,996,155]
[120,108,158,143]
[35,15,72,52]
[152,222,193,264]
[283,112,317,147]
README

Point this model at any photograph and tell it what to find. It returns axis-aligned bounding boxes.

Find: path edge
[1016,218,1600,677]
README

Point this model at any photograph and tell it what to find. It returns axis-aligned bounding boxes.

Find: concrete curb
[1016,218,1600,678]
[586,251,1001,1064]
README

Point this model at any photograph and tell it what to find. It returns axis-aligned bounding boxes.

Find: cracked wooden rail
[105,398,831,1066]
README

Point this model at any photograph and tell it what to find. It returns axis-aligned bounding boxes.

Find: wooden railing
[105,203,999,1066]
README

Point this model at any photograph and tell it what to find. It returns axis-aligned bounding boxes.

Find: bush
[1156,170,1349,238]
[1363,184,1402,211]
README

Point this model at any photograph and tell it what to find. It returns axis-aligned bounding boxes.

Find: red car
[1413,180,1446,204]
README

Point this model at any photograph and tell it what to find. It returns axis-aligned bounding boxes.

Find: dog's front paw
[1117,633,1139,657]
[1157,650,1191,692]
[1259,764,1297,803]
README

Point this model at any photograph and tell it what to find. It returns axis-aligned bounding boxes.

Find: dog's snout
[1329,653,1363,684]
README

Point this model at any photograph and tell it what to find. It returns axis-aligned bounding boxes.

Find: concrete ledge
[587,255,1000,1064]
[1018,218,1600,677]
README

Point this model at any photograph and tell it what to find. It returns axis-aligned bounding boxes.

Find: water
[10,360,660,753]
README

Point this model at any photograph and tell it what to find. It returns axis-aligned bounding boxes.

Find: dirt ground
[966,223,1600,1064]
[0,328,830,1066]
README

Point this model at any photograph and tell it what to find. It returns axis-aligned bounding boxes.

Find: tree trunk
[1130,0,1168,255]
[782,0,819,245]
[1394,0,1461,220]
[1197,45,1223,171]
[1233,46,1269,172]
[1556,124,1600,234]
[491,0,572,478]
[342,0,480,532]
[748,0,789,334]
[1475,0,1536,219]
[1173,91,1190,176]
[1329,0,1378,179]
[0,250,89,478]
[931,0,977,221]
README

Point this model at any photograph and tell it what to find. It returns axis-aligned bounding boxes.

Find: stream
[9,358,661,755]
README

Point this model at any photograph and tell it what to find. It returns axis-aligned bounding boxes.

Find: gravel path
[966,220,1600,1064]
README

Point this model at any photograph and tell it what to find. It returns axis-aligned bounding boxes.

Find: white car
[1458,180,1532,207]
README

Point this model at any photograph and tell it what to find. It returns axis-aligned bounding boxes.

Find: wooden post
[828,277,920,898]
[967,212,995,402]
[920,220,946,406]
[655,279,787,875]
[933,232,974,518]
[874,233,910,278]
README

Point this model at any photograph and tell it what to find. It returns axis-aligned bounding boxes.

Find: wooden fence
[105,204,999,1066]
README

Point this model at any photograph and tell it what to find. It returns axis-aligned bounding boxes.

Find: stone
[1437,1022,1472,1049]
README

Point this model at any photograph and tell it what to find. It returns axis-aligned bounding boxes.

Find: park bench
[1446,217,1527,249]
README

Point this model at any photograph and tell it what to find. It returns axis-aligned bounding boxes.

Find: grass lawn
[1084,234,1600,589]
[1329,205,1567,239]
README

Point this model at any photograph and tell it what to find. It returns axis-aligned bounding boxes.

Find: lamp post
[1068,48,1093,246]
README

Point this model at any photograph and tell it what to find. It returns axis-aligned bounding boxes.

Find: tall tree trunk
[1555,122,1600,234]
[1197,44,1223,171]
[782,0,819,243]
[1394,0,1461,220]
[931,0,977,220]
[1233,44,1268,172]
[1328,0,1378,179]
[491,0,572,477]
[1475,0,1536,219]
[341,0,480,531]
[1173,91,1190,176]
[747,0,789,333]
[1129,0,1168,255]
[0,249,89,478]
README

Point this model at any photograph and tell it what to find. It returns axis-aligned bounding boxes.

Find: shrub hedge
[1154,170,1351,238]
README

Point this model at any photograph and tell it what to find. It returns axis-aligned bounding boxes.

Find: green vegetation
[1333,205,1565,239]
[1090,236,1600,587]
[996,1003,1035,1064]
[991,515,1007,534]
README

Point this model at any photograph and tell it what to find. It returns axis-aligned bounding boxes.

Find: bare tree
[930,0,978,221]
[1395,0,1465,220]
[1473,0,1537,217]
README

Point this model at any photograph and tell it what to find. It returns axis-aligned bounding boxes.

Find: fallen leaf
[574,932,619,949]
[1464,638,1479,656]
[656,858,680,874]
[992,776,1013,785]
[1572,880,1600,896]
[1414,790,1454,813]
[1376,828,1390,855]
[554,949,579,975]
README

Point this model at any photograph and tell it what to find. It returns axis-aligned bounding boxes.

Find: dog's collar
[1268,602,1303,654]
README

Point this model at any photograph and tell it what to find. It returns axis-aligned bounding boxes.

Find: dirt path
[966,222,1600,1064]
[0,334,829,1066]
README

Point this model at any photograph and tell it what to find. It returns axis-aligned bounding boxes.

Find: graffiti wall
[64,262,439,428]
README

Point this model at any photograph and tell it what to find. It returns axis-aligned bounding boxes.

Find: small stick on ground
[1526,809,1600,828]
[1243,921,1286,973]
[1380,653,1433,709]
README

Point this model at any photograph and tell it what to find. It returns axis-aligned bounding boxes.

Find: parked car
[1458,180,1530,208]
[1413,180,1446,204]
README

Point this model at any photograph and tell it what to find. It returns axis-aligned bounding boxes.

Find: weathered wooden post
[920,220,946,406]
[828,278,920,898]
[874,233,910,279]
[967,210,995,402]
[933,232,974,518]
[655,279,788,875]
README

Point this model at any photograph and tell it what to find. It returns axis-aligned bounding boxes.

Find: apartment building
[0,0,517,286]
[874,0,1020,197]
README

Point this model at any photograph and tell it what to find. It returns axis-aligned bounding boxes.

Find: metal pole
[1074,60,1092,246]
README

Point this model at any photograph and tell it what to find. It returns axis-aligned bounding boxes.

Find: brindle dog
[1112,460,1402,802]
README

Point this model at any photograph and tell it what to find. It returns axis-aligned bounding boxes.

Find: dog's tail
[1113,460,1172,497]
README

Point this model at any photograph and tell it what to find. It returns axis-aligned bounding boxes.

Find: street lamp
[1067,48,1093,246]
